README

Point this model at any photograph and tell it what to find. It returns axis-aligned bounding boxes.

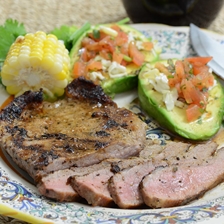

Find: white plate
[1,23,224,224]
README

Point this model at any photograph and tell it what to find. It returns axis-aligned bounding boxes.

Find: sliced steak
[0,77,147,182]
[68,157,147,206]
[107,142,189,208]
[140,142,222,208]
[38,146,156,203]
[37,159,116,202]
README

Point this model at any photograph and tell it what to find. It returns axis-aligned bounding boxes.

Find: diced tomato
[168,75,179,88]
[181,79,207,108]
[120,43,129,55]
[182,59,191,74]
[175,60,185,80]
[110,24,122,32]
[191,70,214,90]
[181,79,193,104]
[81,37,95,47]
[121,60,128,66]
[79,48,88,62]
[99,50,111,60]
[175,83,184,98]
[128,41,145,66]
[73,61,85,78]
[88,31,108,41]
[113,51,124,64]
[191,62,211,76]
[142,41,154,51]
[99,36,115,53]
[86,50,97,61]
[86,60,102,71]
[186,104,203,122]
[86,42,102,51]
[186,56,213,66]
[115,31,129,46]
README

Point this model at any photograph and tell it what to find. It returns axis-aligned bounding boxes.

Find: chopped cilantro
[50,25,78,51]
[0,19,26,70]
[93,29,100,39]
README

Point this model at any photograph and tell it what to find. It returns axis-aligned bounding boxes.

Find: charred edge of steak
[5,125,27,137]
[0,90,43,122]
[65,77,116,106]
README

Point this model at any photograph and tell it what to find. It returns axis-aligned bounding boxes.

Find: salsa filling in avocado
[138,57,224,140]
[70,24,160,95]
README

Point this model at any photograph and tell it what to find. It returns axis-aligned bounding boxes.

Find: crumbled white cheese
[101,59,112,71]
[89,71,105,81]
[163,89,178,111]
[135,41,144,50]
[108,61,127,78]
[147,72,178,111]
[149,73,170,94]
[94,55,104,61]
[128,32,135,43]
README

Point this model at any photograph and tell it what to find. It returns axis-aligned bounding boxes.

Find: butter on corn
[1,31,71,99]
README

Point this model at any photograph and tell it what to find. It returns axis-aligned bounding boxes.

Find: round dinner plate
[1,23,224,224]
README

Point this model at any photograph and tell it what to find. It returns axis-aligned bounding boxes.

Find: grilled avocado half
[138,62,224,140]
[69,24,160,96]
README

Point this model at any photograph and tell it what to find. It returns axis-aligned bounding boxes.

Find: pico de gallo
[153,57,215,122]
[70,23,160,95]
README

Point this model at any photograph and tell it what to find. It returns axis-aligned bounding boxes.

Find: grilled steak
[38,159,118,202]
[38,144,155,203]
[0,77,147,182]
[140,141,221,208]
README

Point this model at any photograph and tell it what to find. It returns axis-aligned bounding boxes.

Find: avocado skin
[138,64,224,140]
[69,24,159,96]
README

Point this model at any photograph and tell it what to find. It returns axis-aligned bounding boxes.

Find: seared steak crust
[0,78,147,181]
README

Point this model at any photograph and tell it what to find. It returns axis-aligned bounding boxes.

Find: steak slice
[140,142,222,208]
[0,77,147,182]
[108,159,155,208]
[37,169,79,202]
[69,164,114,207]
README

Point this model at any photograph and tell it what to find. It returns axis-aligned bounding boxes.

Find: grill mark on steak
[0,90,43,122]
[66,76,115,106]
[0,77,147,182]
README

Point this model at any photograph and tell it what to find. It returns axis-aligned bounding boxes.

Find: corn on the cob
[1,31,71,99]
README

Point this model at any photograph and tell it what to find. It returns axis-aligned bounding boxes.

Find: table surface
[1,0,224,223]
[1,0,224,35]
